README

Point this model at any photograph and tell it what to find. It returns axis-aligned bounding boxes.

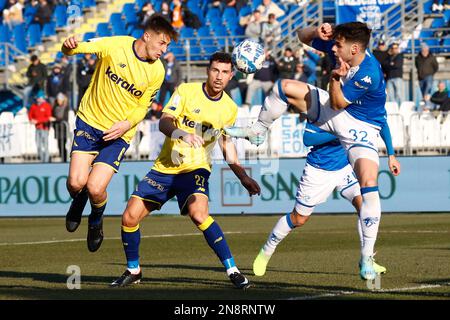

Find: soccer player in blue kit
[226,22,401,280]
[252,116,400,277]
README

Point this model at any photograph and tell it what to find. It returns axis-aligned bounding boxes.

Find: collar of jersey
[132,40,151,63]
[202,83,223,101]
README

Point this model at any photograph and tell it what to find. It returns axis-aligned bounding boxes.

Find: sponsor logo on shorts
[143,176,165,191]
[76,130,96,141]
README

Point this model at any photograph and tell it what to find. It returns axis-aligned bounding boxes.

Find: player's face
[206,61,233,95]
[143,30,171,61]
[332,36,354,63]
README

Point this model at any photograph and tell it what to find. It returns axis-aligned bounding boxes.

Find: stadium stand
[1,0,450,162]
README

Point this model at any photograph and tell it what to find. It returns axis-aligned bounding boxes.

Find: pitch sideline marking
[0,231,245,246]
[287,282,450,300]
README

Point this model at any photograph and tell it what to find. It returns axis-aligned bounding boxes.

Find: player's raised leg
[84,163,115,252]
[110,197,158,287]
[65,152,95,232]
[186,194,250,289]
[225,79,314,144]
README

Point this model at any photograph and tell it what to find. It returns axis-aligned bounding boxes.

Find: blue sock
[198,216,233,268]
[88,198,107,225]
[121,225,141,271]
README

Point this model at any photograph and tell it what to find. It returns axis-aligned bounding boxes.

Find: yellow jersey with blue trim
[152,82,238,174]
[61,36,164,143]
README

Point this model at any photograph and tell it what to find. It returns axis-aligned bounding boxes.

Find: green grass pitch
[0,214,449,300]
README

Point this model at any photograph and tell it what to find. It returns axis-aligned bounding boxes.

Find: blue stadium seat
[122,3,138,26]
[197,26,211,37]
[42,22,56,39]
[443,37,450,52]
[27,23,42,48]
[206,7,221,24]
[136,0,147,9]
[81,0,96,9]
[223,7,238,20]
[431,17,446,28]
[189,46,202,61]
[24,4,38,25]
[0,25,11,43]
[239,5,252,18]
[131,28,144,39]
[110,13,127,35]
[96,23,112,37]
[83,32,96,41]
[203,44,219,59]
[54,5,68,29]
[250,0,263,10]
[13,24,27,53]
[180,27,195,38]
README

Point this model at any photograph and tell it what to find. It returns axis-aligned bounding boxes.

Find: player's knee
[86,180,106,199]
[122,210,139,228]
[66,175,86,194]
[188,209,208,226]
[291,211,310,227]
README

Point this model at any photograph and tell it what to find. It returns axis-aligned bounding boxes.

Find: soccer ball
[232,39,265,74]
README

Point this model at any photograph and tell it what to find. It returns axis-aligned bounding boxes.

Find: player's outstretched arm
[297,23,333,46]
[159,113,204,148]
[219,134,261,196]
[379,120,401,176]
[61,36,109,56]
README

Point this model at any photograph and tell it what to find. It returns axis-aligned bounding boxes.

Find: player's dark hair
[208,52,232,67]
[333,22,371,49]
[144,14,178,42]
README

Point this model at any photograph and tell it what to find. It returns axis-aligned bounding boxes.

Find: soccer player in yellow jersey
[61,15,178,252]
[110,53,261,289]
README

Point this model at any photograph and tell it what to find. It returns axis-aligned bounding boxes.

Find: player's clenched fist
[63,36,78,50]
[317,23,333,41]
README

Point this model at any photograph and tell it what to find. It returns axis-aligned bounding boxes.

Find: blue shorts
[71,117,129,172]
[132,168,210,214]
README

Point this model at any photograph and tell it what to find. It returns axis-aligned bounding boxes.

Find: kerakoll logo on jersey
[105,66,143,97]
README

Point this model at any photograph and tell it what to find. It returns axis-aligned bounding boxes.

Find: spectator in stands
[24,54,47,109]
[261,13,281,50]
[257,0,285,22]
[138,2,156,28]
[225,0,248,13]
[160,2,172,24]
[244,10,263,42]
[416,43,439,108]
[277,47,297,79]
[28,90,54,163]
[319,52,333,90]
[430,81,450,112]
[52,92,69,161]
[2,0,24,29]
[171,0,184,30]
[46,64,66,106]
[76,53,96,109]
[147,100,163,120]
[385,42,404,106]
[293,63,309,82]
[244,49,278,108]
[373,39,389,78]
[159,52,182,105]
[34,0,53,28]
[182,6,201,29]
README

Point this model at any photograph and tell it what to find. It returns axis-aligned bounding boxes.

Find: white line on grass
[287,282,450,300]
[0,231,245,246]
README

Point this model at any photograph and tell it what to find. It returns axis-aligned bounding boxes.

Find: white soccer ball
[232,39,265,74]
